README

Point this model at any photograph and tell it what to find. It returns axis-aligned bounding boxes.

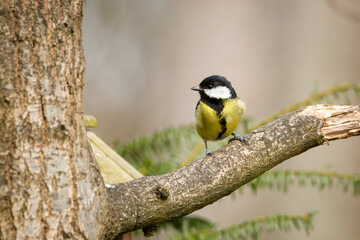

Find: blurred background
[83,0,360,239]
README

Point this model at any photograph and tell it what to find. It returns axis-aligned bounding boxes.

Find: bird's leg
[229,132,249,144]
[203,139,213,155]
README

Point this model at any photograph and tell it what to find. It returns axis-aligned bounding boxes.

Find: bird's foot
[203,139,213,155]
[205,149,213,155]
[229,133,249,144]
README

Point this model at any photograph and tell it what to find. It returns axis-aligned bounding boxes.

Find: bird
[191,75,248,155]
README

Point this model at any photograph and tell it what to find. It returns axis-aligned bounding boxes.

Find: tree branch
[104,104,360,238]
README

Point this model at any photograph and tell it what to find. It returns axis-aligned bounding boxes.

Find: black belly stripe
[217,117,227,139]
[199,98,227,139]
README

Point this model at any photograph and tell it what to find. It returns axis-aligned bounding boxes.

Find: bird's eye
[208,84,213,88]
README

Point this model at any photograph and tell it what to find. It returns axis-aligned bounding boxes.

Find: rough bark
[0,1,108,239]
[105,104,360,238]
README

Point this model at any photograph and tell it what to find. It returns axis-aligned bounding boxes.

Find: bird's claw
[205,149,213,155]
[229,133,249,144]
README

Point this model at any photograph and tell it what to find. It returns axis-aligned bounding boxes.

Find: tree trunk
[0,1,108,239]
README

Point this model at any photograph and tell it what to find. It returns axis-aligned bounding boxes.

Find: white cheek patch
[204,86,231,99]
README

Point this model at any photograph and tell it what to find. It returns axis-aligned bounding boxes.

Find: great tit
[191,75,248,155]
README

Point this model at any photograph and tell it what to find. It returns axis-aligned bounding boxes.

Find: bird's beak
[191,85,201,91]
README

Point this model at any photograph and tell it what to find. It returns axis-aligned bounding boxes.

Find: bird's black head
[191,75,237,99]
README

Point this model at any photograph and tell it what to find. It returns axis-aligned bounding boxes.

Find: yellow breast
[195,98,245,141]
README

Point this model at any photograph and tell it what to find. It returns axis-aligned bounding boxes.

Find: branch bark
[105,104,360,238]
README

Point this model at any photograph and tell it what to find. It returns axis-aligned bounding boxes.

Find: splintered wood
[298,104,360,141]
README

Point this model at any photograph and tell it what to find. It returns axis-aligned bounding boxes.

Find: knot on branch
[155,184,170,200]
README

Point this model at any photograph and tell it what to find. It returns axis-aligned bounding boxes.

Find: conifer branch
[250,83,360,131]
[244,169,360,195]
[114,124,199,175]
[105,105,359,238]
[170,212,317,240]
